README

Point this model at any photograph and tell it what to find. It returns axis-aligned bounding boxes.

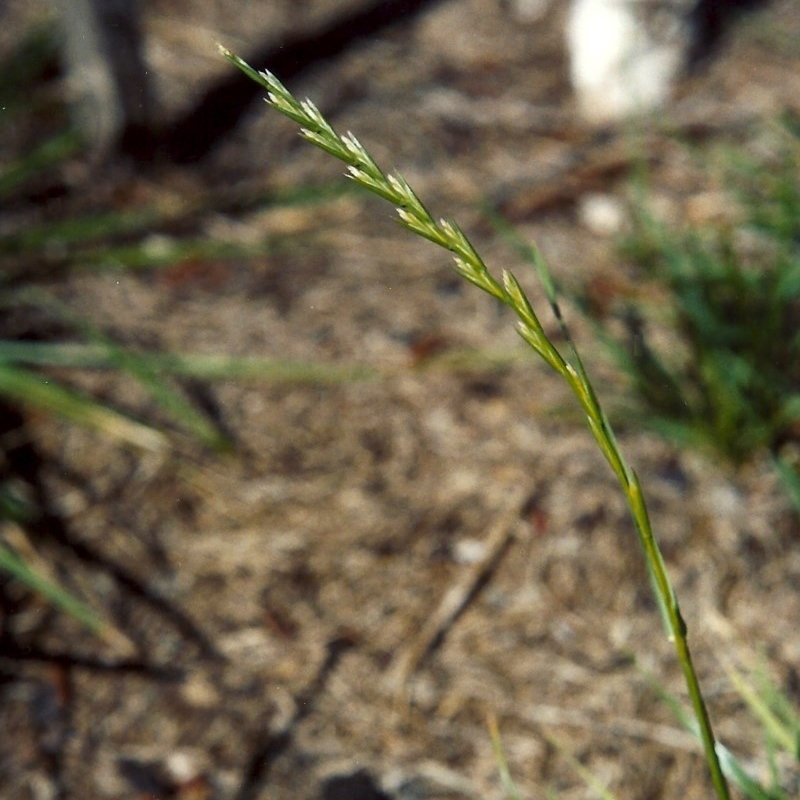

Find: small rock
[578,192,626,236]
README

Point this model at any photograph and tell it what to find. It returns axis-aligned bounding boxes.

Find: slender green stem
[219,46,732,799]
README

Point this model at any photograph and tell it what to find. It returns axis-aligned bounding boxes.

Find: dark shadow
[0,400,223,662]
[0,642,184,680]
[687,0,773,66]
[321,770,392,800]
[151,0,448,164]
[234,634,356,800]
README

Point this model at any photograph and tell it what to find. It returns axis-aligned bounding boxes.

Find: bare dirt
[2,1,800,798]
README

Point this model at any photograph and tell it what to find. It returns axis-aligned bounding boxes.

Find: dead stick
[387,492,525,692]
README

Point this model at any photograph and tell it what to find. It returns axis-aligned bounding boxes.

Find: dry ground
[2,1,800,798]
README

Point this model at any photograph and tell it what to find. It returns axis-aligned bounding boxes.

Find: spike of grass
[219,45,732,799]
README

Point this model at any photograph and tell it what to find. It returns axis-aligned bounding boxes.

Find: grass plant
[649,659,799,800]
[219,46,736,799]
[604,124,800,495]
[0,297,379,633]
[0,45,364,638]
[1,18,793,794]
[0,26,379,637]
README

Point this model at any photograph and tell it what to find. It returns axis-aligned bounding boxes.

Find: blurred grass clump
[601,120,800,497]
[0,22,363,634]
[0,13,222,635]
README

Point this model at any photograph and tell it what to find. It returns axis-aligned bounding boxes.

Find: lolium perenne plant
[218,47,733,798]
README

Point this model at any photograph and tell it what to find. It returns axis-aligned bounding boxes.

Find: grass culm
[219,46,738,800]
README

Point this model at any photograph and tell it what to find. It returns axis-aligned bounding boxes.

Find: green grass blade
[0,128,84,201]
[0,362,166,451]
[0,340,378,383]
[724,660,800,757]
[645,671,787,800]
[0,537,105,637]
[487,713,524,800]
[541,730,620,800]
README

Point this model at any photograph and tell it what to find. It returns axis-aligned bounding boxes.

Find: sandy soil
[1,1,799,798]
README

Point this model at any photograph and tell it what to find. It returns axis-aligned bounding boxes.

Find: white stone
[578,192,627,236]
[566,0,688,123]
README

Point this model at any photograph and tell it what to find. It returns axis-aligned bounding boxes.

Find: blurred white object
[507,0,552,22]
[578,192,627,236]
[566,0,692,122]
